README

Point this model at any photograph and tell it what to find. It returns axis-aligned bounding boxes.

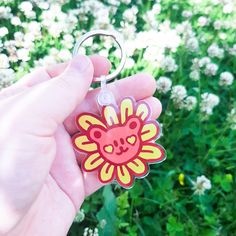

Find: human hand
[0,55,161,236]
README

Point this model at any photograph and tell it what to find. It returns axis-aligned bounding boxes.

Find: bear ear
[89,127,106,141]
[127,117,141,131]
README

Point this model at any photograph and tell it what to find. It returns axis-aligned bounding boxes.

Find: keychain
[72,30,166,188]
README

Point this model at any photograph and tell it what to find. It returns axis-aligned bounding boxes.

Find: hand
[0,55,161,236]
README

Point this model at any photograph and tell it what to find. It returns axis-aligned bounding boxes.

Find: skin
[0,55,162,236]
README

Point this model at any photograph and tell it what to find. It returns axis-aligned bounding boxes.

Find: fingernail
[70,55,92,73]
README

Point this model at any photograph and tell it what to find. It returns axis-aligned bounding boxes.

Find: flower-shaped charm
[72,97,165,188]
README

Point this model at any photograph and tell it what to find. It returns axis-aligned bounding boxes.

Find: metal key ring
[73,29,126,83]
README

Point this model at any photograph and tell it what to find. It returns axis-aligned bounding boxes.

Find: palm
[8,125,88,235]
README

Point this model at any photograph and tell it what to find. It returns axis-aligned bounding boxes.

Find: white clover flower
[74,209,85,223]
[84,227,88,236]
[4,41,17,62]
[0,68,15,89]
[36,1,50,10]
[204,63,218,76]
[50,48,60,57]
[34,55,56,67]
[219,32,227,40]
[185,37,199,52]
[160,56,178,72]
[171,85,187,108]
[144,3,161,29]
[123,6,138,24]
[143,45,164,64]
[98,49,108,58]
[228,44,236,56]
[58,49,72,62]
[152,3,162,14]
[176,21,192,35]
[0,6,12,19]
[0,54,9,69]
[198,16,209,27]
[200,92,220,115]
[0,27,9,37]
[156,23,181,52]
[156,76,172,94]
[223,3,233,14]
[131,31,153,49]
[124,57,135,69]
[16,48,30,62]
[11,16,21,26]
[191,58,200,70]
[121,0,132,3]
[92,7,110,30]
[198,57,211,68]
[190,70,200,81]
[135,28,180,52]
[62,34,74,49]
[19,1,33,12]
[121,24,136,41]
[184,96,197,111]
[49,23,64,38]
[219,72,234,86]
[25,21,42,38]
[83,227,99,236]
[14,32,25,47]
[213,20,223,30]
[227,108,236,130]
[207,43,224,59]
[19,1,35,19]
[171,85,187,101]
[41,4,78,35]
[23,33,35,49]
[192,175,212,195]
[182,10,193,18]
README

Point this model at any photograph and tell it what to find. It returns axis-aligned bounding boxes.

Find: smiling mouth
[116,147,129,155]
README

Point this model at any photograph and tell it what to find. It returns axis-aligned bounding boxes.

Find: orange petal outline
[82,153,104,172]
[115,165,133,188]
[77,113,106,131]
[98,162,115,183]
[72,134,98,152]
[120,98,134,124]
[139,143,165,163]
[141,121,160,142]
[127,158,149,177]
[136,101,151,121]
[103,105,119,126]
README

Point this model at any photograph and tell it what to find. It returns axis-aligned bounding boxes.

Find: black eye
[120,138,124,144]
[114,140,118,147]
[94,131,101,139]
[129,121,137,129]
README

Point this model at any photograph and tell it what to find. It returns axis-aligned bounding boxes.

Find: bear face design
[88,117,142,164]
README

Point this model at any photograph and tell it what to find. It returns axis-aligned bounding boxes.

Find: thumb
[27,55,94,125]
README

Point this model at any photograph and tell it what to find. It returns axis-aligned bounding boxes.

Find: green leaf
[167,215,184,236]
[97,186,117,236]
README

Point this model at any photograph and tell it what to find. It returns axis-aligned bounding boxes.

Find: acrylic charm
[73,97,165,188]
[72,30,166,188]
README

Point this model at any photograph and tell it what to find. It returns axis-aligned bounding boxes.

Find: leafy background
[0,0,235,235]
